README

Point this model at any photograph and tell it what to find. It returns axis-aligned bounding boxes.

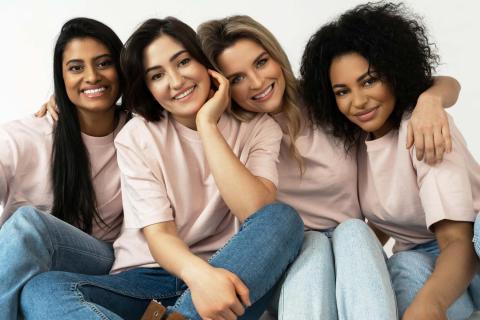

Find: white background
[0,0,479,157]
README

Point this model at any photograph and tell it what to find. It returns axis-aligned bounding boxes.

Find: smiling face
[62,37,119,116]
[217,39,285,114]
[330,52,396,138]
[143,35,211,128]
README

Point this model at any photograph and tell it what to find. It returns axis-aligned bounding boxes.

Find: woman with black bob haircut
[0,17,128,319]
[301,2,480,319]
[21,17,303,320]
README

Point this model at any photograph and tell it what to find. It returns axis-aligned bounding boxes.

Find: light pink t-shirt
[110,113,282,273]
[274,113,362,230]
[358,115,480,252]
[0,114,126,242]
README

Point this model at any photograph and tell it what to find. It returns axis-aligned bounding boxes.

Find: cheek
[274,65,285,81]
[336,100,355,122]
[334,98,347,115]
[230,86,247,104]
[148,82,168,104]
[107,69,119,84]
[63,77,77,100]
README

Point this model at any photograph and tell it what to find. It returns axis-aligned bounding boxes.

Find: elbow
[238,188,277,222]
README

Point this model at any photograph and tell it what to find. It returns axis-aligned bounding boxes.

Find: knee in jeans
[387,251,435,280]
[21,272,63,310]
[334,219,370,238]
[302,231,330,254]
[6,206,44,227]
[263,203,304,254]
[257,203,304,237]
[2,206,46,236]
[296,232,332,267]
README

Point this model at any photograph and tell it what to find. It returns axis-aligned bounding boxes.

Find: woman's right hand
[187,266,251,320]
[195,70,231,128]
[35,95,58,120]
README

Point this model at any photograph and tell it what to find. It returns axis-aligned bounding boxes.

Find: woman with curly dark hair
[301,2,480,319]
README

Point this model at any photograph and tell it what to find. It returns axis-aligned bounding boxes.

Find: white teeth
[83,87,106,94]
[253,84,273,100]
[174,87,195,100]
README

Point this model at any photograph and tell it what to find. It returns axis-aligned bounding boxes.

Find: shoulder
[0,115,53,143]
[242,113,282,135]
[115,114,172,152]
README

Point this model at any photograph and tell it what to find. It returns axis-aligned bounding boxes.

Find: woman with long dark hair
[20,17,303,320]
[301,2,479,319]
[0,17,127,319]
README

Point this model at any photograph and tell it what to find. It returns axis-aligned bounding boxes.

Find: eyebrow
[145,49,188,75]
[65,53,112,65]
[332,70,371,89]
[224,51,268,79]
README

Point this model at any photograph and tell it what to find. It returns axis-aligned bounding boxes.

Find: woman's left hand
[196,69,230,127]
[407,94,452,165]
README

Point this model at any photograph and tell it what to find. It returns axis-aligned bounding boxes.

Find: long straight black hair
[51,18,124,233]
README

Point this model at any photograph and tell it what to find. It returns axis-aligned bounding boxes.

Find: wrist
[180,259,212,286]
[414,288,448,313]
[196,116,218,133]
[418,91,443,107]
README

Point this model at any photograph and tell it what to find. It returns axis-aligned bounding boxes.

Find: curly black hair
[300,1,439,151]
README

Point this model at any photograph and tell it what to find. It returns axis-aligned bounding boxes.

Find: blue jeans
[0,206,114,320]
[474,214,480,257]
[271,219,397,320]
[20,202,304,320]
[388,239,480,320]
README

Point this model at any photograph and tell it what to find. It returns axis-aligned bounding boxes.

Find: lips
[252,83,274,101]
[354,106,378,122]
[173,86,196,100]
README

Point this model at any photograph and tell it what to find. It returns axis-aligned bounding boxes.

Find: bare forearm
[420,76,461,108]
[197,121,275,222]
[144,224,210,283]
[415,238,476,310]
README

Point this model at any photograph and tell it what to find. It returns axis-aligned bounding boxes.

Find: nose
[84,65,101,84]
[248,71,264,90]
[169,71,185,90]
[351,89,368,109]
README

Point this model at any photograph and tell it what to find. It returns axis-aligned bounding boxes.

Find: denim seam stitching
[55,245,114,261]
[75,280,180,300]
[72,283,109,320]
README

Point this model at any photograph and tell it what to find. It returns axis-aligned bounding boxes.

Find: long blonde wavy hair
[197,15,304,172]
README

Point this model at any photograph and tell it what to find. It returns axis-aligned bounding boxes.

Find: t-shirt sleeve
[413,118,477,229]
[244,115,283,187]
[115,125,174,229]
[0,127,16,208]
